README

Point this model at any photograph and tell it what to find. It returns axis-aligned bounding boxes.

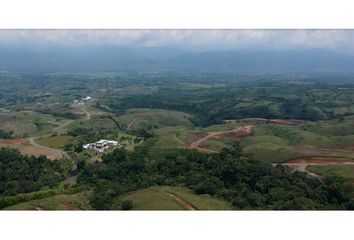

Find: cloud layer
[0,30,353,52]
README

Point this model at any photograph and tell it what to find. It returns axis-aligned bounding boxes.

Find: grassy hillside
[37,135,74,148]
[0,111,63,137]
[308,165,354,179]
[120,186,233,210]
[115,108,193,130]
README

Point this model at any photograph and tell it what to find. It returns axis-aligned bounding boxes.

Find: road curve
[28,137,70,159]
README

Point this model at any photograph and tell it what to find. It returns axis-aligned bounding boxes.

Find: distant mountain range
[1,46,354,72]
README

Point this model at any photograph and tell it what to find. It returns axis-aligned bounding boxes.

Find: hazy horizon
[0,30,354,54]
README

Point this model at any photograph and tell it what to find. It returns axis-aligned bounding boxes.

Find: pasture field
[151,127,194,149]
[37,135,74,148]
[307,165,354,179]
[120,186,233,210]
[115,108,193,130]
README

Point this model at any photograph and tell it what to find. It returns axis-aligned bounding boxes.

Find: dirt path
[28,137,70,159]
[190,125,254,149]
[52,119,74,133]
[275,156,354,178]
[166,192,197,210]
[127,117,139,130]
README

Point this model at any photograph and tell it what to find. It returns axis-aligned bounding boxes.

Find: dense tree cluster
[0,129,14,139]
[0,148,68,196]
[77,142,354,210]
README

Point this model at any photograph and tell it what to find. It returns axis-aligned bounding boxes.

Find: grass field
[120,186,233,210]
[307,165,354,179]
[37,135,74,148]
[152,127,194,149]
[3,191,92,210]
[115,108,193,130]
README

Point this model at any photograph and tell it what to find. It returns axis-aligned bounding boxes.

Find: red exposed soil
[287,156,354,164]
[0,138,28,145]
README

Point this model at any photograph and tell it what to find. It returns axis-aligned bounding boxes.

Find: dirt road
[127,117,139,130]
[28,137,70,159]
[166,192,197,210]
[52,119,74,134]
[275,156,354,178]
[190,125,254,149]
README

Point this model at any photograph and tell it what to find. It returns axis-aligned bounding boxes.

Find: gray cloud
[0,30,353,52]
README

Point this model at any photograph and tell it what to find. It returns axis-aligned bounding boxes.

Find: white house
[82,139,119,153]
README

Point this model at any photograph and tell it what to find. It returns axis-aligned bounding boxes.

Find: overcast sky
[0,30,354,53]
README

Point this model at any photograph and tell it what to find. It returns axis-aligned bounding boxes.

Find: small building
[82,139,119,153]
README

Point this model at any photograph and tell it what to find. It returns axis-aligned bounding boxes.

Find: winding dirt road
[189,125,254,150]
[28,137,70,159]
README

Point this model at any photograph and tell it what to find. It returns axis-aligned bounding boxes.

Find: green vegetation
[308,165,354,179]
[0,148,70,197]
[2,72,354,210]
[119,186,232,210]
[37,135,74,148]
[3,191,91,210]
[77,142,354,210]
[0,129,14,139]
[115,108,193,131]
[0,111,61,137]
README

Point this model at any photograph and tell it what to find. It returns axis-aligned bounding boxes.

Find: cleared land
[0,138,66,160]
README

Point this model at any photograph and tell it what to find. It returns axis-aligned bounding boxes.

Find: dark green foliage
[0,129,14,139]
[77,142,354,210]
[0,148,67,196]
[121,200,133,210]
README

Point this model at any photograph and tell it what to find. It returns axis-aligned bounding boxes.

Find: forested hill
[1,47,354,72]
